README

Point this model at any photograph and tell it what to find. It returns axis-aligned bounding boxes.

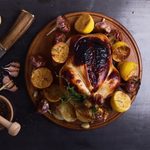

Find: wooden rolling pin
[0,115,21,136]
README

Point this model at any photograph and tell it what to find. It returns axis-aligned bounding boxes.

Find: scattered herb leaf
[56,75,87,103]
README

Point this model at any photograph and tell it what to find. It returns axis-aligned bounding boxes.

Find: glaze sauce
[72,37,110,88]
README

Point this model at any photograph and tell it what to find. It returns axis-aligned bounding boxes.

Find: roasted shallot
[30,55,46,68]
[37,99,50,114]
[47,16,70,36]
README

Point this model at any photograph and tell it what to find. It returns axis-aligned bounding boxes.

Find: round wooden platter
[25,12,142,130]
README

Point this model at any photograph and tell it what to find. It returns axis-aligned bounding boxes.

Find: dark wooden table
[0,0,149,150]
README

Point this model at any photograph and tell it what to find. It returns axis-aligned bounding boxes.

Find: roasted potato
[75,105,93,123]
[52,107,64,121]
[58,103,76,122]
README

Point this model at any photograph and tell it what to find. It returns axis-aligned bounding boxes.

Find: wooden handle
[0,9,34,50]
[0,115,21,136]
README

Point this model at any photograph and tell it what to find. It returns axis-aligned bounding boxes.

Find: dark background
[0,0,150,150]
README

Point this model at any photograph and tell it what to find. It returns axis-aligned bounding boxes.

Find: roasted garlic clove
[95,18,111,33]
[1,75,18,92]
[81,122,90,129]
[7,85,18,92]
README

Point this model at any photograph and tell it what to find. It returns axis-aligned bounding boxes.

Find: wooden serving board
[25,12,142,130]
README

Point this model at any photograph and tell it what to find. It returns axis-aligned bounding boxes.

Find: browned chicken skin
[60,34,120,102]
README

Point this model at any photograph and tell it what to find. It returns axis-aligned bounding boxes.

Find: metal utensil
[0,9,34,59]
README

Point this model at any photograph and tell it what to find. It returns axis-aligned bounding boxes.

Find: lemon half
[31,67,53,89]
[111,91,131,112]
[118,61,137,81]
[112,41,130,62]
[75,14,94,34]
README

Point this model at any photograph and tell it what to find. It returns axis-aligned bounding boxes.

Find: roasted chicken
[60,34,120,102]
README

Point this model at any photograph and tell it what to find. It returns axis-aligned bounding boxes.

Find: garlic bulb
[3,62,20,77]
[1,75,18,92]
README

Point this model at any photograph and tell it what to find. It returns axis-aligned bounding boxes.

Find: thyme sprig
[56,74,87,103]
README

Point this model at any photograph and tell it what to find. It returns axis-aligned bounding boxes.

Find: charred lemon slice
[51,42,69,63]
[75,14,94,34]
[111,91,131,112]
[118,61,137,81]
[58,103,76,122]
[44,84,63,102]
[31,67,53,89]
[112,41,130,62]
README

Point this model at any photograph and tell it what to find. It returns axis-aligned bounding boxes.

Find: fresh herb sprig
[56,75,87,103]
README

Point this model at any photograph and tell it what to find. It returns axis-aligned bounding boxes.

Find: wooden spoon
[0,115,21,136]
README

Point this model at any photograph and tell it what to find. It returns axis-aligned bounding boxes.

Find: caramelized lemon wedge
[118,61,137,81]
[51,42,69,64]
[112,41,130,62]
[31,67,53,89]
[111,91,131,112]
[75,14,94,34]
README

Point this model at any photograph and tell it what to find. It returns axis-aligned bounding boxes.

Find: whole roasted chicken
[60,34,120,102]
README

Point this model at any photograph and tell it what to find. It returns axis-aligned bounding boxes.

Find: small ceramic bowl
[0,95,14,130]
